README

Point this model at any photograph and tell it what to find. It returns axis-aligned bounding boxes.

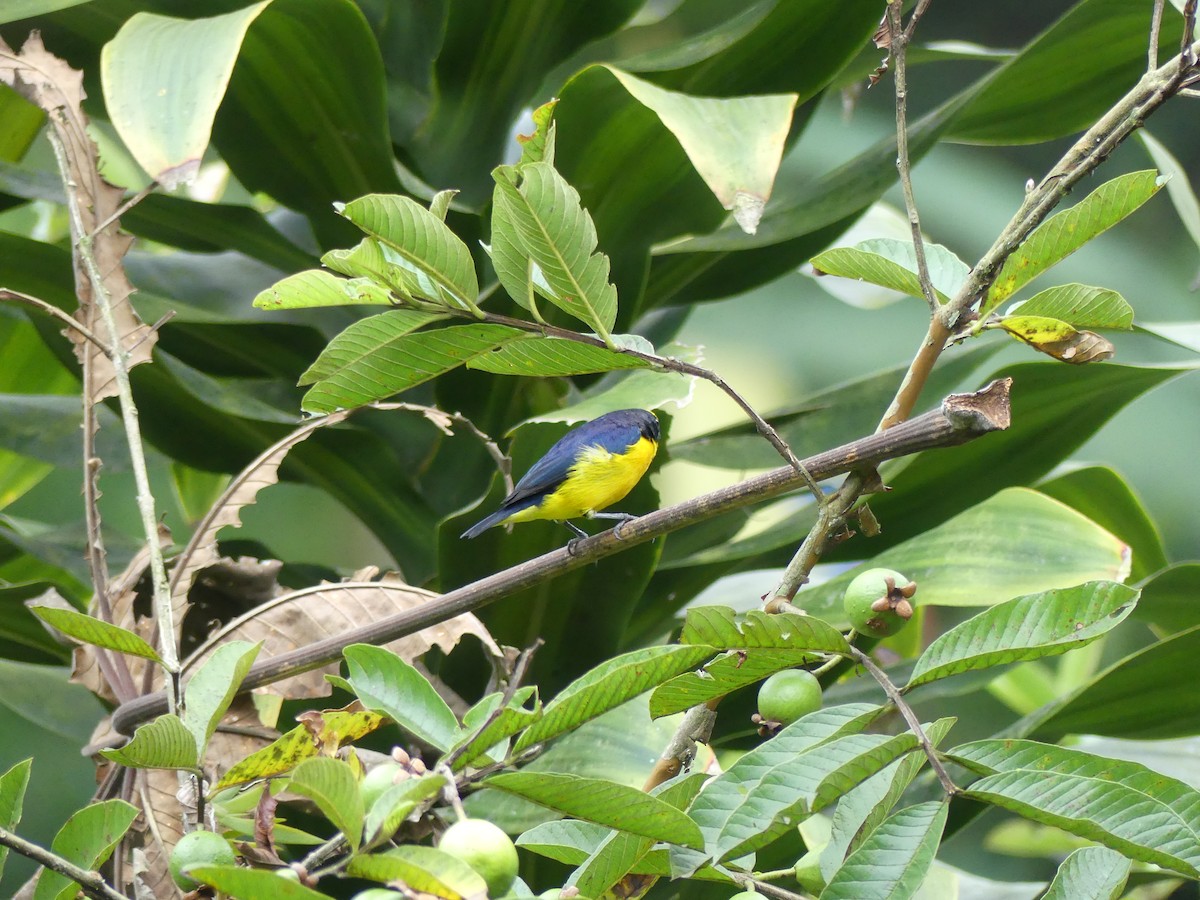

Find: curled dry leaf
[995,315,1116,363]
[0,34,155,401]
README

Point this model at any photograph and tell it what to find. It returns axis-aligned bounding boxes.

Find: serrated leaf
[483,772,704,849]
[446,688,541,772]
[513,644,714,753]
[343,644,460,751]
[181,640,260,756]
[288,756,364,852]
[339,194,480,312]
[29,606,162,663]
[99,714,199,769]
[952,739,1200,877]
[819,801,948,900]
[907,582,1138,688]
[101,4,271,187]
[300,319,523,413]
[1007,284,1133,329]
[681,704,882,875]
[810,238,969,305]
[363,773,447,849]
[466,336,651,377]
[253,268,396,309]
[185,865,330,900]
[0,759,32,881]
[492,162,617,339]
[650,649,825,718]
[215,707,384,789]
[1041,846,1130,900]
[348,846,488,899]
[984,170,1164,312]
[680,607,851,652]
[33,800,139,900]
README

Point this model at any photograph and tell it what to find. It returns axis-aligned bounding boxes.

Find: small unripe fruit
[361,762,408,808]
[756,669,822,726]
[844,568,916,638]
[169,830,236,890]
[728,891,761,900]
[439,818,519,897]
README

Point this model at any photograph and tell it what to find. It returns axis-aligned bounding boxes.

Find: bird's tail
[460,507,514,540]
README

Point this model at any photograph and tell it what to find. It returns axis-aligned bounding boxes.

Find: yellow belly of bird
[508,437,657,524]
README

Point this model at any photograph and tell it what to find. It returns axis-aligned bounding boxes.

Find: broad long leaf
[180,640,260,756]
[513,644,714,753]
[679,607,850,652]
[99,714,199,769]
[1042,846,1130,900]
[650,649,826,718]
[253,268,396,309]
[819,801,948,900]
[483,772,704,849]
[492,162,618,339]
[1007,284,1133,329]
[33,800,139,900]
[185,865,332,900]
[288,757,364,852]
[466,336,650,377]
[810,239,969,305]
[907,581,1138,688]
[29,606,161,663]
[0,759,32,881]
[342,645,460,751]
[984,171,1163,311]
[347,845,488,898]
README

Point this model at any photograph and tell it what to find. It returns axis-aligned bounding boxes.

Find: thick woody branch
[112,380,1011,735]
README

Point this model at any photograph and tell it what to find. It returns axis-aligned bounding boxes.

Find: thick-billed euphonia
[461,408,660,540]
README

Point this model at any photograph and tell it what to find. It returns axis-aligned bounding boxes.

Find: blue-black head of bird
[461,408,660,541]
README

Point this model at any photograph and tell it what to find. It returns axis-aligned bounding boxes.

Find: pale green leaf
[489,185,542,317]
[253,268,396,309]
[680,607,850,652]
[492,162,617,338]
[985,170,1164,311]
[0,759,32,881]
[445,687,541,772]
[362,773,447,850]
[300,319,523,413]
[33,800,138,900]
[1139,130,1200,263]
[907,582,1138,688]
[517,819,610,865]
[184,865,330,900]
[466,336,651,377]
[101,3,271,187]
[513,644,714,753]
[810,238,969,305]
[347,846,487,899]
[297,309,447,384]
[339,194,480,312]
[1041,846,1130,900]
[1007,284,1133,329]
[343,644,460,751]
[181,640,261,755]
[483,772,704,849]
[650,649,826,718]
[99,714,199,769]
[29,606,162,663]
[288,756,364,852]
[819,801,948,900]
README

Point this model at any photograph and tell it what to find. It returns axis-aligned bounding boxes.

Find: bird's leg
[588,511,638,540]
[563,520,588,555]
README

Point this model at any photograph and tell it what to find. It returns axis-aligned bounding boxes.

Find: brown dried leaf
[168,410,350,643]
[183,573,500,706]
[1032,329,1116,364]
[139,769,186,900]
[0,34,155,400]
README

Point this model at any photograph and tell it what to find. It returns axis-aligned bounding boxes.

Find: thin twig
[849,646,957,796]
[0,287,112,352]
[1183,0,1198,63]
[0,825,130,900]
[767,474,865,605]
[888,0,940,315]
[730,873,809,900]
[443,638,542,772]
[1150,0,1165,70]
[91,180,157,237]
[111,380,1013,734]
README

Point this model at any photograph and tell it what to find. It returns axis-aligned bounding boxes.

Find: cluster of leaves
[1,1,1200,899]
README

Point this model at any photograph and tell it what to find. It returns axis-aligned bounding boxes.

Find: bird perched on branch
[461,408,660,541]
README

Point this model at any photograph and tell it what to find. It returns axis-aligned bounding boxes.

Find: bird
[461,408,660,541]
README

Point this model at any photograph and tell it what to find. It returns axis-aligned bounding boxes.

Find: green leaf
[790,488,1131,626]
[1041,846,1130,900]
[362,773,447,850]
[492,162,618,339]
[253,268,397,309]
[343,644,460,751]
[650,649,827,718]
[810,239,969,305]
[984,171,1164,311]
[1038,466,1168,582]
[0,759,32,882]
[488,184,544,318]
[347,845,488,898]
[300,319,523,413]
[907,582,1138,688]
[0,1,91,25]
[1132,563,1200,634]
[297,309,444,383]
[98,714,199,770]
[1006,284,1133,329]
[339,194,480,312]
[819,801,948,900]
[513,645,714,753]
[181,640,260,756]
[1139,130,1200,265]
[604,67,797,234]
[517,819,611,866]
[446,688,541,772]
[681,703,883,874]
[28,606,162,663]
[680,607,850,652]
[100,3,271,187]
[483,772,704,849]
[466,336,651,377]
[288,756,364,852]
[33,800,138,900]
[184,865,330,900]
[953,740,1200,878]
